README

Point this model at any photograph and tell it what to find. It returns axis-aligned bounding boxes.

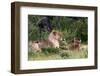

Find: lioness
[69,37,81,51]
[30,30,62,52]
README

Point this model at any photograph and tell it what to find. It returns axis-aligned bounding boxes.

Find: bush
[42,48,61,55]
[60,52,70,59]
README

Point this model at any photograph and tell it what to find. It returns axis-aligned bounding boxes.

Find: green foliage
[42,48,61,55]
[28,15,88,60]
[28,15,88,43]
[60,52,70,59]
[28,45,88,60]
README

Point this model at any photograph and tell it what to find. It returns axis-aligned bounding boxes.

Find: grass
[28,44,88,61]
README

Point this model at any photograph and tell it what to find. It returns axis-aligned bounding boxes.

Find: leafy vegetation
[28,15,88,60]
[28,45,88,60]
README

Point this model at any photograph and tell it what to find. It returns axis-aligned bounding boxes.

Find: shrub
[42,48,61,55]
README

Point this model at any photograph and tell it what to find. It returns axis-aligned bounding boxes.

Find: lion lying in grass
[69,37,81,51]
[30,30,62,52]
[60,37,81,51]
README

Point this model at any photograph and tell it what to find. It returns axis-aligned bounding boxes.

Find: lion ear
[52,31,57,35]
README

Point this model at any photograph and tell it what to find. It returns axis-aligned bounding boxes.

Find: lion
[30,30,62,52]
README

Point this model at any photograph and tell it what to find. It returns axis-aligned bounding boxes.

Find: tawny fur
[30,31,62,52]
[69,38,81,51]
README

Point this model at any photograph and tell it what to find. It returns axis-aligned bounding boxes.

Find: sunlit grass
[28,44,88,61]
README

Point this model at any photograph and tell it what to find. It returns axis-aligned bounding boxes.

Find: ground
[28,44,88,61]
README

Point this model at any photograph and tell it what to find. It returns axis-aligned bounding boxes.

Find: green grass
[28,44,88,61]
[28,16,88,61]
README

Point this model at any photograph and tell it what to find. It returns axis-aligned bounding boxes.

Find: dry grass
[28,44,88,61]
